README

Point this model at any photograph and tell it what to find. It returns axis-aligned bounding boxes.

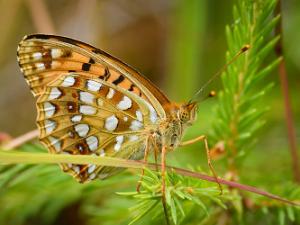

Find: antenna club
[209,90,216,97]
[241,44,251,52]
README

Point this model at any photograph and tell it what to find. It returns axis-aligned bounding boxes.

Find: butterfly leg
[161,145,171,225]
[153,141,159,172]
[161,145,167,198]
[136,137,151,192]
[180,135,223,194]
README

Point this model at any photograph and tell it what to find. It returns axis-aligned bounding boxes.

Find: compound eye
[180,112,188,122]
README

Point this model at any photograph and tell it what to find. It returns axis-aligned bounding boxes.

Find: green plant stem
[275,0,300,183]
[227,4,254,174]
[0,150,299,207]
[162,202,171,225]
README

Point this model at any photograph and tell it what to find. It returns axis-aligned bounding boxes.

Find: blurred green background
[0,0,299,224]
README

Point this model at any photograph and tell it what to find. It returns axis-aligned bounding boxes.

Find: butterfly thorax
[154,102,198,150]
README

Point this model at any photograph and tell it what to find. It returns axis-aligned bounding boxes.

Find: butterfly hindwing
[36,73,153,182]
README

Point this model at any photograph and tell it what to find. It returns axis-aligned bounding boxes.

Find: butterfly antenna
[190,44,250,103]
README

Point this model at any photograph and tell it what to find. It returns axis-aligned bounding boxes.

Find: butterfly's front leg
[180,135,223,194]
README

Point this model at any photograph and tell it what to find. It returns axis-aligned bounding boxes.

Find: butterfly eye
[179,112,187,122]
[180,103,197,125]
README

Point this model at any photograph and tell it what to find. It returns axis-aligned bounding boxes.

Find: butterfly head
[179,90,216,126]
[178,102,198,126]
[157,102,197,150]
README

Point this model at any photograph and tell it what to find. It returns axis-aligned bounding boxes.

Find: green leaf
[278,209,285,225]
[185,193,208,216]
[174,197,185,218]
[170,198,177,224]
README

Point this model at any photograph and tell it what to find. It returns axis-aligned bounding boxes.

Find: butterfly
[17,34,222,195]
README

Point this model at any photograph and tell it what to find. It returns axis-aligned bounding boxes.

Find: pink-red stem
[275,1,300,183]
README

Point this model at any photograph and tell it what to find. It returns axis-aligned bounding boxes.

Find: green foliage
[237,183,300,225]
[210,0,281,162]
[0,144,139,225]
[118,169,232,225]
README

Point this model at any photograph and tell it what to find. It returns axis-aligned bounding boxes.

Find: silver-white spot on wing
[61,76,75,87]
[130,120,143,131]
[87,80,102,92]
[43,102,56,117]
[117,96,132,110]
[105,115,118,131]
[79,91,94,104]
[73,165,80,174]
[88,164,97,174]
[114,135,124,152]
[48,87,62,100]
[35,63,45,71]
[145,101,158,123]
[106,88,115,99]
[51,48,63,58]
[32,52,42,60]
[136,110,143,122]
[71,115,82,123]
[89,173,96,180]
[100,149,105,157]
[74,124,90,137]
[79,105,96,115]
[48,136,61,152]
[86,136,98,151]
[44,119,56,134]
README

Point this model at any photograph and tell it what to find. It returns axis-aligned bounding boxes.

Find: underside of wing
[37,73,154,182]
[17,34,171,182]
[17,34,169,119]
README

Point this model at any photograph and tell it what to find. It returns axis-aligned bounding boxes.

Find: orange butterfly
[17,34,242,199]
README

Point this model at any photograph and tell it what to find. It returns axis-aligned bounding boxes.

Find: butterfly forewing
[17,34,167,119]
[17,34,171,182]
